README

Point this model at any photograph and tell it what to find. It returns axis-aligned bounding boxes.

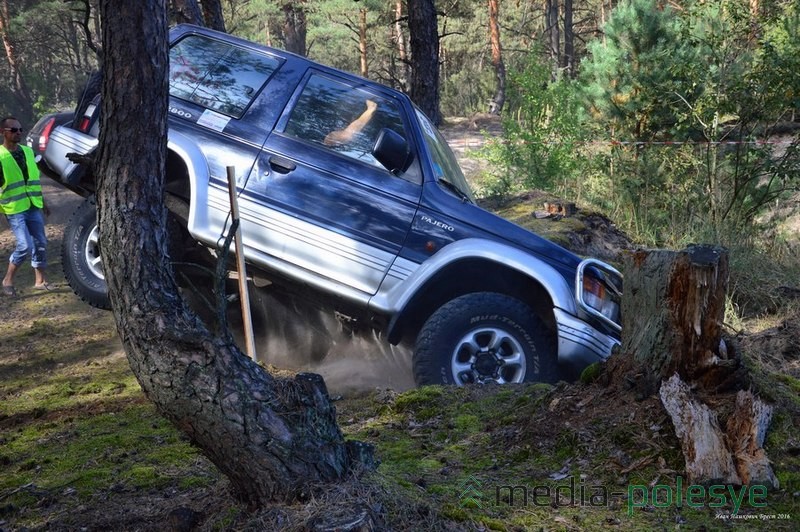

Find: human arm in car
[323,99,378,147]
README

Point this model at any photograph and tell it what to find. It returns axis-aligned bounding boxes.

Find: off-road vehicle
[44,24,623,386]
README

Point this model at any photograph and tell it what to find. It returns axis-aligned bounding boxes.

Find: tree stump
[621,245,731,385]
[622,245,778,488]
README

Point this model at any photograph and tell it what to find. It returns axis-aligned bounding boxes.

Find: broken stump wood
[659,375,779,488]
[622,245,778,488]
[659,374,740,484]
[726,390,780,487]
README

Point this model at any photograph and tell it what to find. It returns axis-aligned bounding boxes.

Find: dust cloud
[226,287,416,395]
[255,329,415,395]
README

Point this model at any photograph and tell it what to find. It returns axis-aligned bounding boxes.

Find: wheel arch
[166,130,210,235]
[385,257,559,346]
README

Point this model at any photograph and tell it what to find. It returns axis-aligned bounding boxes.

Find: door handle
[269,155,296,173]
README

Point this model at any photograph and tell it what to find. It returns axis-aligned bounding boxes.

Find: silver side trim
[376,256,420,298]
[369,238,578,315]
[173,130,394,302]
[215,190,394,294]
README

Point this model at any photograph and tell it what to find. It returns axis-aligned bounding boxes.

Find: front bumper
[554,307,619,376]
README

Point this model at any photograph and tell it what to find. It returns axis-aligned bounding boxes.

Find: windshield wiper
[437,177,473,203]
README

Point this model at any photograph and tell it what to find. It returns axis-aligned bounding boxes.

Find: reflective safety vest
[0,145,42,215]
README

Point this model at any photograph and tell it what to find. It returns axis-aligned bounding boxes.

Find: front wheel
[62,197,110,309]
[413,292,557,386]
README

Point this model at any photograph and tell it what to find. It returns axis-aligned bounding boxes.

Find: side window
[283,74,407,169]
[169,35,280,118]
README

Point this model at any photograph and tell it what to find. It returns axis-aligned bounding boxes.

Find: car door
[239,71,423,297]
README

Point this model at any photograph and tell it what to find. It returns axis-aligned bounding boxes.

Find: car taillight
[79,104,97,132]
[38,117,56,152]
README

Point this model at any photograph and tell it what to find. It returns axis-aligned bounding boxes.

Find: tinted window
[284,74,407,169]
[416,109,475,202]
[169,35,280,118]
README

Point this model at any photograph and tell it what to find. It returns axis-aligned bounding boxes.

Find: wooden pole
[226,166,257,361]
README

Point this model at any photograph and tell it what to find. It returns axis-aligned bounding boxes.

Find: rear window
[169,35,280,118]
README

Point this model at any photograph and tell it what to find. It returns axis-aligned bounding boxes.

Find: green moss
[579,362,602,384]
[393,386,445,412]
[454,414,480,432]
[0,402,202,500]
[478,516,509,531]
[415,407,439,421]
[125,465,160,487]
[554,431,580,461]
[178,475,215,489]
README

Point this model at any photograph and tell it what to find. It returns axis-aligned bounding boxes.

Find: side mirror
[372,128,411,174]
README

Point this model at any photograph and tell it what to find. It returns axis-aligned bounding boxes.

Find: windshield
[415,109,476,203]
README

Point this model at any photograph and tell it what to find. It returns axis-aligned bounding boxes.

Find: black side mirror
[372,128,411,174]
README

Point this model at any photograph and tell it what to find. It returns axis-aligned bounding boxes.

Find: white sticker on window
[197,109,231,131]
[419,112,436,140]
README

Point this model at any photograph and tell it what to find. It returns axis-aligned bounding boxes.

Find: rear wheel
[413,292,557,386]
[61,196,201,311]
[62,197,109,309]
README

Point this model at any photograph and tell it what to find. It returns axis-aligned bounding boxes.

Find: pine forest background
[1,0,799,321]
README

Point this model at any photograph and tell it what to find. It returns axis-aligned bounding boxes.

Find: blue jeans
[6,207,48,269]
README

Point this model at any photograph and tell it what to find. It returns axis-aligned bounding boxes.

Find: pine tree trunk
[0,0,34,124]
[171,0,203,26]
[282,1,307,56]
[393,0,409,92]
[407,0,441,125]
[563,0,575,77]
[487,0,505,114]
[359,8,368,78]
[95,0,371,507]
[545,0,560,80]
[201,0,226,32]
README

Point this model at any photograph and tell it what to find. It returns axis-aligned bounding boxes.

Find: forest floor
[0,115,799,531]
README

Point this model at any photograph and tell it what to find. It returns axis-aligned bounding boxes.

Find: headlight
[576,259,623,332]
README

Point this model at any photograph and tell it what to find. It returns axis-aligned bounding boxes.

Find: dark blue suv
[44,24,623,386]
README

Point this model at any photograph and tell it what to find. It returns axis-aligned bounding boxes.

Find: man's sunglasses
[4,127,23,133]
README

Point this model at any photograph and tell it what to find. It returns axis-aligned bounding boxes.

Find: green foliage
[476,57,588,199]
[3,1,99,118]
[582,0,689,141]
[576,0,799,250]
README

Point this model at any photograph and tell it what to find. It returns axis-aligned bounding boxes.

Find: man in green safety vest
[0,116,51,297]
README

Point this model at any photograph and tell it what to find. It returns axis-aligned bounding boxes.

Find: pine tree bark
[563,0,575,77]
[202,0,226,32]
[171,0,203,26]
[393,0,409,92]
[545,0,560,80]
[407,0,441,125]
[359,8,368,78]
[282,1,307,56]
[95,0,371,506]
